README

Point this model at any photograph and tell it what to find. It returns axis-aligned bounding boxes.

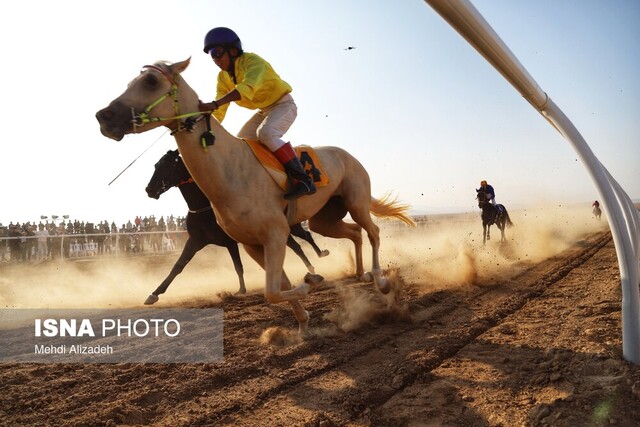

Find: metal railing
[425,0,640,364]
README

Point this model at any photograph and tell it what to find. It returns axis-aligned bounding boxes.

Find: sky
[1,0,638,227]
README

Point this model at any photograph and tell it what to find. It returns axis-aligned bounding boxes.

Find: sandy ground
[1,206,639,426]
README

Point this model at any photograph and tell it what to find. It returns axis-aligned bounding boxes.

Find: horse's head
[145,149,191,199]
[96,58,194,141]
[476,188,489,208]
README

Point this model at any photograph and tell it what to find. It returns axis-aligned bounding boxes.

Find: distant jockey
[478,180,497,206]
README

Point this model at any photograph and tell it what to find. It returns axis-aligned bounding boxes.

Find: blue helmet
[203,27,243,54]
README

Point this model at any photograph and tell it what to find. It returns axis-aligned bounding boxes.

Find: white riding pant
[236,93,297,152]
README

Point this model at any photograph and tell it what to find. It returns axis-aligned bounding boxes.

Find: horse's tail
[504,211,514,228]
[370,193,416,227]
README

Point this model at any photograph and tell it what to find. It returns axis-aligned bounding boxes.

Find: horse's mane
[151,60,172,71]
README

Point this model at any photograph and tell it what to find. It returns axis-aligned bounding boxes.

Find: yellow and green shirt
[214,52,292,122]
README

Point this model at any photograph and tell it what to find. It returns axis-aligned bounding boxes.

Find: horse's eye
[143,73,159,88]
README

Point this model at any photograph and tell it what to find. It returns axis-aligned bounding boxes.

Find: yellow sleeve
[213,74,232,122]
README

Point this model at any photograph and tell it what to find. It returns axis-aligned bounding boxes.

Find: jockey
[199,27,316,200]
[478,180,497,206]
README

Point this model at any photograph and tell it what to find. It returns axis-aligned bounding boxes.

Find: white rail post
[425,0,640,364]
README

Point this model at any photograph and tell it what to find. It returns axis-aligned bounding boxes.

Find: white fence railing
[0,230,188,261]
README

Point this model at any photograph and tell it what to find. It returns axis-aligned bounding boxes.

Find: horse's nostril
[96,108,114,121]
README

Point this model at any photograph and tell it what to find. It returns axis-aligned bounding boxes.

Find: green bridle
[132,64,211,135]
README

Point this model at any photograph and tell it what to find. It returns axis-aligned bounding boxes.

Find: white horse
[96,58,414,334]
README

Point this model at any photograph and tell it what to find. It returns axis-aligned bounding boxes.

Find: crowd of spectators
[0,215,188,263]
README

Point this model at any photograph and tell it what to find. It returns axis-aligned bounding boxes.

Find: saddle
[244,140,330,191]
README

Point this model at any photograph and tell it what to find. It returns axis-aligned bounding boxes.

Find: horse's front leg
[144,237,205,305]
[243,242,311,335]
[482,223,487,245]
[278,269,311,336]
[264,240,311,302]
[225,243,246,294]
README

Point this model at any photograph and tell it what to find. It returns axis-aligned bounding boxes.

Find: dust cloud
[0,205,607,312]
[324,270,411,332]
[299,204,606,335]
[380,204,607,289]
[259,326,303,347]
[0,246,266,309]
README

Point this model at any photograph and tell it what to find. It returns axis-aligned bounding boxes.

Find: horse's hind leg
[145,237,206,305]
[304,233,330,258]
[308,217,364,278]
[242,243,310,335]
[340,195,390,293]
[290,223,329,258]
[286,235,315,274]
[350,212,389,293]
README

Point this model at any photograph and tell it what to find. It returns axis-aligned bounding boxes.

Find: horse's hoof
[298,310,311,337]
[377,278,391,294]
[236,288,247,295]
[298,324,310,338]
[144,294,159,305]
[296,282,311,296]
[360,271,374,283]
[319,249,330,258]
[304,273,324,287]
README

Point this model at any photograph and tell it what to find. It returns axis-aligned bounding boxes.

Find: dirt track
[2,214,640,426]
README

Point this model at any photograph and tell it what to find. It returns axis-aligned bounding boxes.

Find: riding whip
[107,129,169,186]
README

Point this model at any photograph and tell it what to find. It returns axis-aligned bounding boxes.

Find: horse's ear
[171,57,191,74]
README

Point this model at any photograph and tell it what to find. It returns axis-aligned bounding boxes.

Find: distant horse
[476,189,513,244]
[144,149,329,304]
[593,205,602,220]
[96,58,415,335]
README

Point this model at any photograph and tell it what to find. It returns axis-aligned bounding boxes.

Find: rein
[157,177,193,194]
[189,205,213,214]
[177,178,194,186]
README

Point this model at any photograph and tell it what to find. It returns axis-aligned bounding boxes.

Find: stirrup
[285,181,316,199]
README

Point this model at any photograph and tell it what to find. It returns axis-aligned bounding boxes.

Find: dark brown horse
[476,188,513,244]
[593,205,602,220]
[143,149,328,305]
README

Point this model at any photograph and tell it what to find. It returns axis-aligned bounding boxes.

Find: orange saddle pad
[244,140,330,191]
